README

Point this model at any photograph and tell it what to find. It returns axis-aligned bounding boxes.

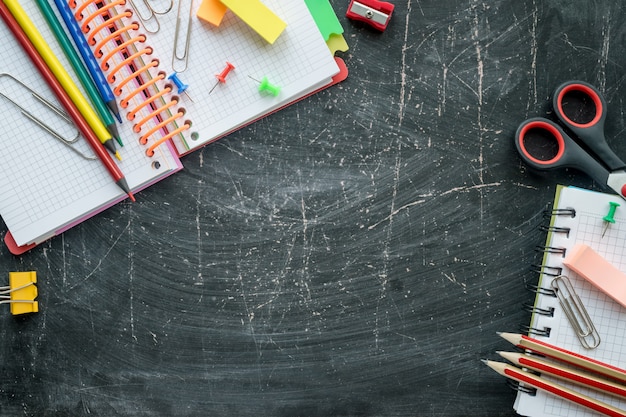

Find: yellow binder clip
[0,271,39,315]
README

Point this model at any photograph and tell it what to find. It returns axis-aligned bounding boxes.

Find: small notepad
[515,186,626,417]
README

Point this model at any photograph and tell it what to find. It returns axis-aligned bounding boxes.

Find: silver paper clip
[172,0,194,72]
[551,275,601,349]
[0,73,95,160]
[127,0,174,33]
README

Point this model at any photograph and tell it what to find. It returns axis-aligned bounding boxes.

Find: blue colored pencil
[52,0,121,122]
[36,0,121,145]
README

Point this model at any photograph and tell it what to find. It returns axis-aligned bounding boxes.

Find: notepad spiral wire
[509,186,626,417]
[70,0,190,156]
[520,208,571,337]
[520,202,600,368]
[507,207,575,397]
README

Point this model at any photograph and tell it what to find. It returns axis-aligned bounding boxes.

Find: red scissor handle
[555,82,604,129]
[517,119,565,166]
[552,81,626,172]
[515,117,611,187]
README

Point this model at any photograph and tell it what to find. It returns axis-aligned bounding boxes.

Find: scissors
[515,80,626,199]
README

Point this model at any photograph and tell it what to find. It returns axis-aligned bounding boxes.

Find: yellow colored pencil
[3,0,121,160]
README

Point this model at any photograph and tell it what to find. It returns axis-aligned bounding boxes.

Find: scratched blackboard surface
[2,1,626,416]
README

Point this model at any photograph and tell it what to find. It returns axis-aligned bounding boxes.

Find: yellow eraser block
[9,271,38,315]
[219,0,287,44]
[563,244,626,308]
[197,0,227,26]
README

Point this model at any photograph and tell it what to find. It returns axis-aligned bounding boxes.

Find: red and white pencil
[498,351,626,398]
[499,332,626,385]
[483,360,626,417]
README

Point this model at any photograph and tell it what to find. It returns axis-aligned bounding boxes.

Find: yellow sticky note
[197,0,228,26]
[219,0,287,44]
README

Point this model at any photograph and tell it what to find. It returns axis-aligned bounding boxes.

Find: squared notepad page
[0,2,183,247]
[515,186,626,417]
[146,0,340,155]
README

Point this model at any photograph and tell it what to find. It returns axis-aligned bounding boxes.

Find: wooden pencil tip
[128,192,136,202]
[482,359,502,374]
[115,151,122,161]
[498,332,518,345]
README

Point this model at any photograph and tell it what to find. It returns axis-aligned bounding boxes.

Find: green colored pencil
[35,0,122,146]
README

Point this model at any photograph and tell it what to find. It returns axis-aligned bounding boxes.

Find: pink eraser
[563,243,626,308]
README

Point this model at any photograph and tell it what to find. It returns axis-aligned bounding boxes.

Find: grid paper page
[515,186,626,417]
[142,0,340,154]
[0,1,182,247]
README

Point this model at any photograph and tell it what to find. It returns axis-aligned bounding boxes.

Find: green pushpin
[248,76,281,96]
[602,201,620,237]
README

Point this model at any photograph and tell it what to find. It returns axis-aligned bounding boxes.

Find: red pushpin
[346,0,394,32]
[209,62,235,94]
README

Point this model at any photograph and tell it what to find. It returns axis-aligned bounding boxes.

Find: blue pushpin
[168,73,193,102]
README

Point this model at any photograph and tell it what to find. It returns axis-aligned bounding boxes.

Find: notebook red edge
[4,57,349,255]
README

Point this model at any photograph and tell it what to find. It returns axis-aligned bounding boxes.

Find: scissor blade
[606,171,626,201]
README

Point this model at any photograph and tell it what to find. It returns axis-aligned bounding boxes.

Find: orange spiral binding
[134,99,178,133]
[71,0,98,19]
[80,0,124,32]
[113,58,156,96]
[140,111,184,145]
[72,0,190,156]
[99,34,146,65]
[146,121,191,157]
[119,72,162,108]
[127,84,170,121]
[106,47,153,79]
[88,13,134,46]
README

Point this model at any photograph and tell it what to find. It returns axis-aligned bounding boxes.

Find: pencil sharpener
[346,0,395,32]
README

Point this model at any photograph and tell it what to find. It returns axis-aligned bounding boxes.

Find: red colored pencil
[0,1,135,201]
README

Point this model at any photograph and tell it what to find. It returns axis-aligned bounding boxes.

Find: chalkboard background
[2,1,626,416]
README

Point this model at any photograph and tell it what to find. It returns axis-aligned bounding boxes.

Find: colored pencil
[52,0,121,122]
[499,332,626,385]
[35,0,122,146]
[2,0,121,160]
[498,351,626,398]
[0,0,135,201]
[483,360,626,417]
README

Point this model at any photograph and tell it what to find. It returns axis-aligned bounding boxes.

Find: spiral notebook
[515,185,626,416]
[0,0,345,254]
